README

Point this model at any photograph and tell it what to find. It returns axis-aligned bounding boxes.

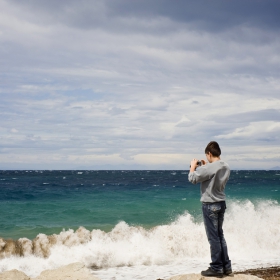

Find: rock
[168,273,264,280]
[168,273,201,280]
[33,262,100,280]
[0,269,30,280]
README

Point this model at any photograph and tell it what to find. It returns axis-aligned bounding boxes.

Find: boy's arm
[188,160,211,184]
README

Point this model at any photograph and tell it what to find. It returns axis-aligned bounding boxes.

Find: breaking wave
[0,200,279,278]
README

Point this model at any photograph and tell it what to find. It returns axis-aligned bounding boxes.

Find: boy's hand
[201,159,207,165]
[190,159,198,172]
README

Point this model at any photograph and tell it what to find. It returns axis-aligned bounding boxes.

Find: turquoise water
[0,170,279,240]
[0,170,280,279]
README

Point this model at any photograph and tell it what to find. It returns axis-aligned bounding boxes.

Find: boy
[188,141,232,278]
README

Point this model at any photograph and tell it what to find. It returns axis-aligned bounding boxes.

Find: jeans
[202,201,231,273]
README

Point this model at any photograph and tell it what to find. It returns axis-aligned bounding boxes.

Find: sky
[0,0,280,170]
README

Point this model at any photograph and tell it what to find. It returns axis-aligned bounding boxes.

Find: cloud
[212,109,280,124]
[216,121,280,140]
[0,0,280,169]
[7,0,280,32]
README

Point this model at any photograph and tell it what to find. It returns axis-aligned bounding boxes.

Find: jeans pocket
[209,203,222,213]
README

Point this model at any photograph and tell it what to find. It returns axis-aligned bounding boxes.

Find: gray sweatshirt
[188,160,230,203]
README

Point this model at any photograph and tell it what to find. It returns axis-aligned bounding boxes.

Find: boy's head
[205,141,221,157]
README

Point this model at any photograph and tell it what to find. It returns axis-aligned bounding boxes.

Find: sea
[0,170,279,280]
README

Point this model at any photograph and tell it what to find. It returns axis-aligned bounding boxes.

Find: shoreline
[0,264,279,280]
[236,266,280,280]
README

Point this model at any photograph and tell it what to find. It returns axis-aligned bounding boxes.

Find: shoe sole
[201,273,223,278]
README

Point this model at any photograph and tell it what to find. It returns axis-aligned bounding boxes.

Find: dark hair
[205,141,221,157]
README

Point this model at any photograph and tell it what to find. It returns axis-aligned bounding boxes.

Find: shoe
[224,268,233,275]
[201,267,223,278]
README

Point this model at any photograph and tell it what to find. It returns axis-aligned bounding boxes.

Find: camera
[189,161,202,168]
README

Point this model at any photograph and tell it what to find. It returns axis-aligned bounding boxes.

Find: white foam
[0,200,279,279]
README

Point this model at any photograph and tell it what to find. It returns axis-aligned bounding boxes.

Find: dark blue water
[0,170,279,239]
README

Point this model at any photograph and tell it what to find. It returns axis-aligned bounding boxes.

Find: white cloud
[216,121,280,140]
[0,0,280,169]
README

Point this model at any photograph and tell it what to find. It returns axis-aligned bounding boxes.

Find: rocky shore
[165,267,280,280]
[0,263,279,280]
[0,263,99,280]
[236,267,280,280]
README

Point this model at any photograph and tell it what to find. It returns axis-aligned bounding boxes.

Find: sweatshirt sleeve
[188,172,197,184]
[188,166,211,184]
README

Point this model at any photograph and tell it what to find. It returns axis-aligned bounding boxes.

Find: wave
[0,200,279,278]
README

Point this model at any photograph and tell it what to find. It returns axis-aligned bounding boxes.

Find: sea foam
[0,200,279,279]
